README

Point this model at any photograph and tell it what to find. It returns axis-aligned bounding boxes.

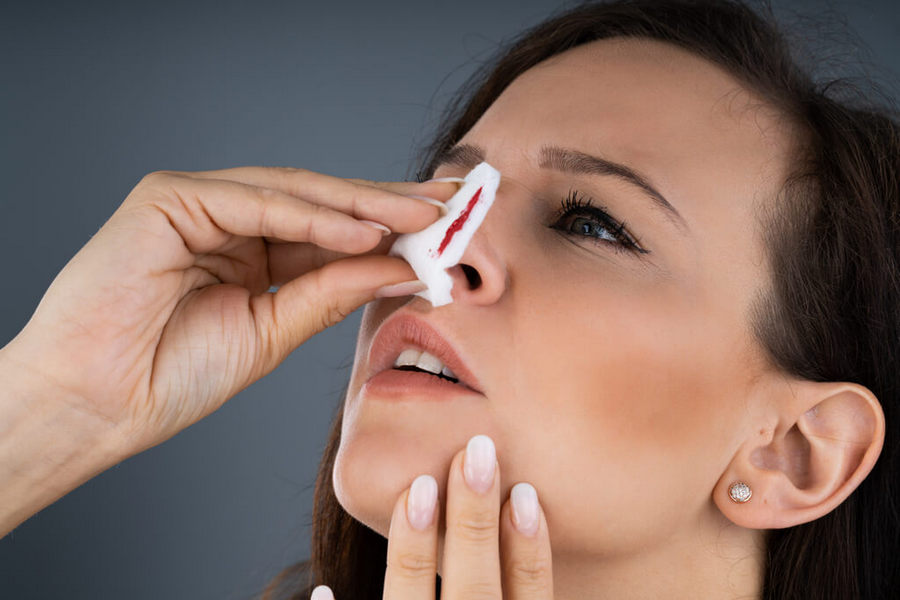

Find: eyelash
[550,190,646,254]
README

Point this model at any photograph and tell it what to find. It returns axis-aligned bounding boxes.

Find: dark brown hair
[259,1,900,598]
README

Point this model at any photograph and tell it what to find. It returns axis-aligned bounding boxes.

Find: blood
[436,187,482,257]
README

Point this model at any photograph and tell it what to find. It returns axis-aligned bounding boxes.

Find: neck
[552,506,765,599]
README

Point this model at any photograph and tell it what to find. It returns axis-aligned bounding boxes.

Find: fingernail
[406,194,449,217]
[358,219,391,236]
[510,482,539,537]
[425,176,466,184]
[310,585,334,600]
[374,279,428,298]
[407,474,438,531]
[463,434,496,495]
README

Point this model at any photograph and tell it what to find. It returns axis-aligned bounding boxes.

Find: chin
[332,426,455,538]
[332,433,401,537]
[332,385,500,537]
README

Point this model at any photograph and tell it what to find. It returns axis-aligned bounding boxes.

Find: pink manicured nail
[358,219,391,236]
[406,194,449,216]
[374,279,428,298]
[310,585,334,600]
[425,176,466,184]
[407,474,438,531]
[463,434,496,494]
[510,482,539,536]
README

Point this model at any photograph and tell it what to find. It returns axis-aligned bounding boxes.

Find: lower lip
[363,369,482,399]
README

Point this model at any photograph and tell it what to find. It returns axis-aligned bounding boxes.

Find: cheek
[499,261,750,555]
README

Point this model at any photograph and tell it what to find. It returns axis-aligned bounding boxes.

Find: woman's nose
[444,220,508,305]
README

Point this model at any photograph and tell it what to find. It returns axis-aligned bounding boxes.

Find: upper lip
[366,312,484,394]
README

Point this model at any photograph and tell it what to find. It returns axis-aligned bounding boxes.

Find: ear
[713,379,885,529]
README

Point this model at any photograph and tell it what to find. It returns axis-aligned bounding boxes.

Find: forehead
[459,37,797,338]
[473,37,794,192]
[464,36,796,242]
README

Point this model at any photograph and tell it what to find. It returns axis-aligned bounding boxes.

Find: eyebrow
[434,143,688,233]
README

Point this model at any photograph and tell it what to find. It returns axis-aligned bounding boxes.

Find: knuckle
[136,171,190,203]
[350,188,364,218]
[255,190,273,230]
[309,271,332,327]
[323,299,351,330]
[459,581,499,600]
[391,550,437,579]
[304,203,322,245]
[309,267,350,330]
[142,169,183,183]
[138,170,169,188]
[453,514,498,543]
[130,171,181,207]
[346,179,387,212]
[273,166,313,188]
[343,184,372,218]
[256,185,279,199]
[508,555,552,588]
[345,176,377,187]
[280,165,310,177]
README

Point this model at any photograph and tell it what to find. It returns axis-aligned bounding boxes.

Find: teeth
[394,349,421,368]
[393,348,458,380]
[415,350,444,376]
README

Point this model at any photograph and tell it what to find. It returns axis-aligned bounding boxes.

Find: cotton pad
[388,161,500,306]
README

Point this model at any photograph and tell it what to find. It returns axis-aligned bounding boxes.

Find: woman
[1,0,897,599]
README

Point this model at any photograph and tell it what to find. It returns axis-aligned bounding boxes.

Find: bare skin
[0,37,884,600]
[334,38,885,599]
[0,167,459,537]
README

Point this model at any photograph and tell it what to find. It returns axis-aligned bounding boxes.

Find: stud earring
[728,481,752,503]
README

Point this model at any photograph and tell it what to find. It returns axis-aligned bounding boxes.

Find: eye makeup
[550,189,648,254]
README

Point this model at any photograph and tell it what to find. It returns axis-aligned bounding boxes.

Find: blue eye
[549,190,647,254]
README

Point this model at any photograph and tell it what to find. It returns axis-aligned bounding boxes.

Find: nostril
[461,264,482,289]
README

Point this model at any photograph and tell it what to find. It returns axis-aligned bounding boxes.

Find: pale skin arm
[0,348,130,537]
[0,167,458,538]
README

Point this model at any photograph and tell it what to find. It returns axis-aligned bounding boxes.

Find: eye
[549,189,647,254]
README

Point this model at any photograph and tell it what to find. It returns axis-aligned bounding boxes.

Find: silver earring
[728,481,752,503]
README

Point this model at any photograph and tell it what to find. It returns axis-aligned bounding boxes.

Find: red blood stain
[437,187,482,257]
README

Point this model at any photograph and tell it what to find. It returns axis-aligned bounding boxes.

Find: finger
[310,585,335,600]
[345,176,463,203]
[384,474,440,600]
[441,435,502,600]
[249,254,417,367]
[500,483,554,600]
[172,166,461,232]
[184,165,458,198]
[267,242,348,286]
[136,171,388,255]
[266,233,397,286]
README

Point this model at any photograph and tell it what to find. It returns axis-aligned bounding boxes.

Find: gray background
[1,1,897,598]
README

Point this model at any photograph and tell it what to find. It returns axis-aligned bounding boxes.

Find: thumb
[260,254,417,362]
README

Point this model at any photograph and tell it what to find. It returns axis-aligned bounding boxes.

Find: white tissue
[388,161,500,306]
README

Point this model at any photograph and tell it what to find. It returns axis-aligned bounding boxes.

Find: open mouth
[393,364,460,384]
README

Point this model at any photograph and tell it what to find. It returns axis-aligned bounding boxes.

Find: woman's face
[334,38,794,573]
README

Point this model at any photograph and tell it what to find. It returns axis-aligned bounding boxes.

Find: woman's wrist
[0,342,132,538]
